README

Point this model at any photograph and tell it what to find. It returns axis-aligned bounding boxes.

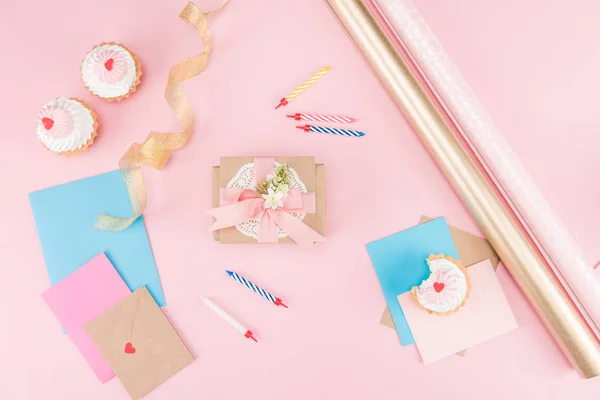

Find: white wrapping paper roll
[374,0,600,337]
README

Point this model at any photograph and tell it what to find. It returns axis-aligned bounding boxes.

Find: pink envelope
[42,253,131,382]
[398,260,517,364]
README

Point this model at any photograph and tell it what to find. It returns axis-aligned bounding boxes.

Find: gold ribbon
[95,1,229,231]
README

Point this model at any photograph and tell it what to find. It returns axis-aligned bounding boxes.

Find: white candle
[201,297,257,342]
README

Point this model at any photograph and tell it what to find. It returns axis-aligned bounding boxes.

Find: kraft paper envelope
[398,260,517,364]
[212,157,326,243]
[42,253,131,382]
[85,287,193,400]
[29,170,165,307]
[380,215,500,356]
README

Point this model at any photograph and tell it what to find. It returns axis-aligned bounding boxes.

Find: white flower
[277,184,290,196]
[262,188,284,210]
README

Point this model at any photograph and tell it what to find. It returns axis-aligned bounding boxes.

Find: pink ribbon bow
[207,157,325,246]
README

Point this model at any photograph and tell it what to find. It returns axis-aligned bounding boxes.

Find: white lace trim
[226,161,307,239]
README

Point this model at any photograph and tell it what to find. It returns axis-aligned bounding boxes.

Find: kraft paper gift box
[211,156,326,244]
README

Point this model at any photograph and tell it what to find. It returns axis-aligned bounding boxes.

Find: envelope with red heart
[85,287,193,400]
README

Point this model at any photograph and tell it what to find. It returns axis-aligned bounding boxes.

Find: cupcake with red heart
[81,42,142,101]
[36,97,98,156]
[411,254,470,315]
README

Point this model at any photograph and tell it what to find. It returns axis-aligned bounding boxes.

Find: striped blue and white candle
[296,124,365,138]
[226,270,288,308]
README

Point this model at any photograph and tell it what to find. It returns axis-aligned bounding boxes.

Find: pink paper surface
[4,0,600,399]
[41,253,130,382]
[398,260,517,364]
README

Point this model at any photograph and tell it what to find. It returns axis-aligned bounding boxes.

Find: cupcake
[36,97,98,156]
[411,254,470,315]
[81,42,142,101]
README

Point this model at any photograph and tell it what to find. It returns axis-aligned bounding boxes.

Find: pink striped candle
[287,113,357,124]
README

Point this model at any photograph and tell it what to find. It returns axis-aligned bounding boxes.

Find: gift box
[210,157,326,244]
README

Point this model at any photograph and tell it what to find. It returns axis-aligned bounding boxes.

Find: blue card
[366,217,458,345]
[29,170,165,307]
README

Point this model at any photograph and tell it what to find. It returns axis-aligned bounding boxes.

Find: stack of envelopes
[30,172,193,399]
[366,216,517,364]
[42,254,193,399]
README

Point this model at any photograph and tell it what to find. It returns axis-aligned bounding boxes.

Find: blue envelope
[29,170,165,307]
[366,217,458,345]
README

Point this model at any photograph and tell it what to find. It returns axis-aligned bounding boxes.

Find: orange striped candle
[275,66,331,109]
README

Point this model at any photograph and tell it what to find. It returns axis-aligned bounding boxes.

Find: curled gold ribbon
[95,1,229,231]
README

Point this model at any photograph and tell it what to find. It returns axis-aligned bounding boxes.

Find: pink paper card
[42,253,131,382]
[398,260,517,364]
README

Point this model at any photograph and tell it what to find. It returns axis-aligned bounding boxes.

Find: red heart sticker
[105,58,114,71]
[433,282,445,293]
[124,342,136,354]
[42,117,54,130]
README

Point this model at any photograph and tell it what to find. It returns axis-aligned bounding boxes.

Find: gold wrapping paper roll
[325,0,600,378]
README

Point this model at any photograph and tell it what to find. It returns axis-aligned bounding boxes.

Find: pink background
[1,0,600,398]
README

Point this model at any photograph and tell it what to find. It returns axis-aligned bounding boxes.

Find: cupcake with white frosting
[36,97,98,156]
[411,254,470,315]
[81,42,142,101]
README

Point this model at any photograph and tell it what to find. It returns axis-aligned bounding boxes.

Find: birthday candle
[275,66,331,109]
[287,113,357,124]
[296,124,365,138]
[226,270,287,308]
[200,297,258,342]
